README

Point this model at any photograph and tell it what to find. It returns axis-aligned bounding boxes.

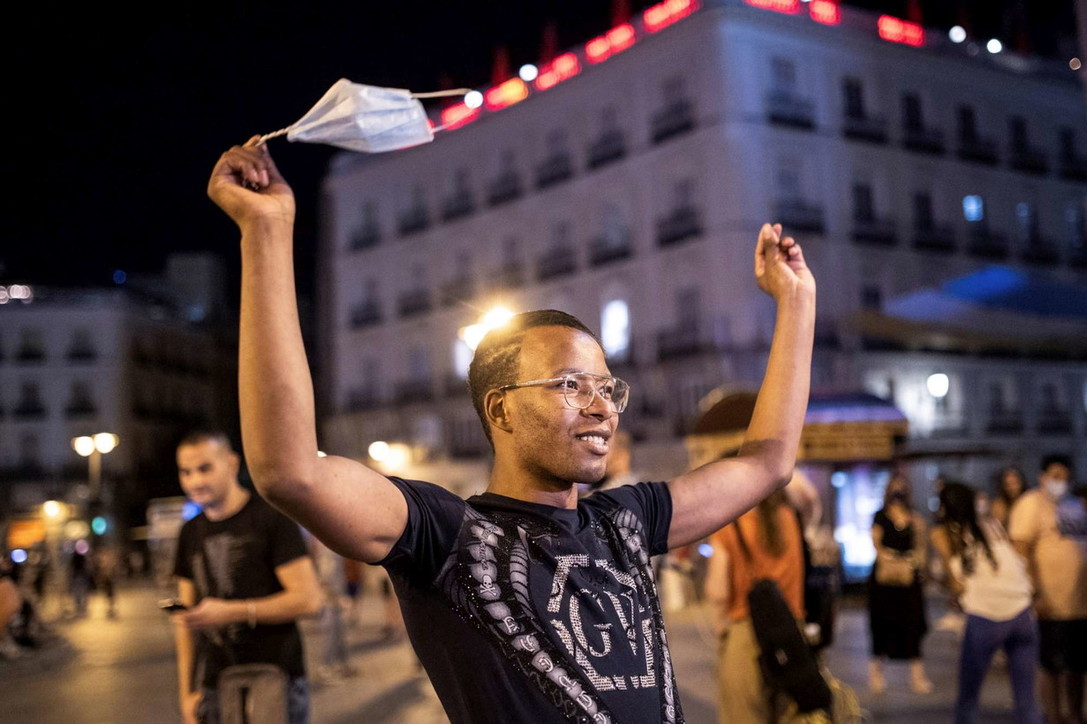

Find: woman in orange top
[705,490,805,723]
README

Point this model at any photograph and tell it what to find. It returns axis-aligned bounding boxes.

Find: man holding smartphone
[171,430,322,724]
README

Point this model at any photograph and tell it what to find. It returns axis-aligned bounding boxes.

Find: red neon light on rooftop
[877,15,924,47]
[439,103,479,130]
[586,36,613,64]
[586,22,636,64]
[743,0,800,14]
[534,52,581,91]
[809,0,840,25]
[643,0,700,33]
[485,78,529,111]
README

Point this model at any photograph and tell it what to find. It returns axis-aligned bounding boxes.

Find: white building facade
[316,0,1087,512]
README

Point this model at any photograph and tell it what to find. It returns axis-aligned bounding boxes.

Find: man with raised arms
[208,136,815,723]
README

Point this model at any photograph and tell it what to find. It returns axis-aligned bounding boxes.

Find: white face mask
[1043,477,1069,500]
[261,79,465,154]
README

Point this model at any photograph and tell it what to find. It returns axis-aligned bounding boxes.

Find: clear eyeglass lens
[566,374,628,412]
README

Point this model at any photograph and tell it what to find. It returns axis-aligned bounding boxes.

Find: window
[676,287,701,327]
[601,204,626,248]
[771,57,797,93]
[453,339,473,379]
[957,106,978,142]
[962,195,984,222]
[852,184,874,221]
[601,299,631,361]
[1009,116,1028,151]
[546,129,568,156]
[912,193,934,229]
[1059,128,1078,160]
[408,347,430,382]
[861,284,882,310]
[843,78,865,118]
[902,93,922,130]
[776,160,801,201]
[1066,204,1086,254]
[1015,202,1038,246]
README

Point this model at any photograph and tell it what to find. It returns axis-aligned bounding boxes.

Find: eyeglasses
[498,372,630,413]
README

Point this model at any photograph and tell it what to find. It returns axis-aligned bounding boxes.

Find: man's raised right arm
[207,137,407,563]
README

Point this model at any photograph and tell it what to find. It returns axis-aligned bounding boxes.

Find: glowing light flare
[518,64,538,82]
[439,102,480,130]
[643,0,701,33]
[368,441,391,462]
[585,36,613,64]
[949,25,967,43]
[585,24,636,64]
[484,78,529,111]
[1071,58,1082,71]
[808,0,840,25]
[986,38,1002,54]
[93,432,119,454]
[72,436,96,457]
[43,500,63,520]
[926,373,950,398]
[741,0,800,15]
[877,15,924,47]
[464,90,483,109]
[534,52,581,91]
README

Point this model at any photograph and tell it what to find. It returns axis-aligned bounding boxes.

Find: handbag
[874,553,914,587]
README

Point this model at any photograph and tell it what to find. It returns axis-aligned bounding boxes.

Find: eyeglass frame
[497,372,630,413]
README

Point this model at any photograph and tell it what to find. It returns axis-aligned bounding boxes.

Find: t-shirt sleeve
[377,477,466,587]
[265,504,309,569]
[590,482,673,556]
[1008,492,1039,545]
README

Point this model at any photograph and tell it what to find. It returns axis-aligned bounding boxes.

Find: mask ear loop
[258,87,472,145]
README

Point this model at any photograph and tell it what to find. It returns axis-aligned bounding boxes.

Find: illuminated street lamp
[72,432,119,499]
[458,306,516,352]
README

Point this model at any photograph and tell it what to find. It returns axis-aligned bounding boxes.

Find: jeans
[955,608,1040,724]
[199,676,309,724]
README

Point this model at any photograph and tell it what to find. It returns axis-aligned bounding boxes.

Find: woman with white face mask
[931,481,1041,724]
[1008,454,1087,724]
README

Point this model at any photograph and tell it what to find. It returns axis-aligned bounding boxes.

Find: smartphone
[158,598,188,613]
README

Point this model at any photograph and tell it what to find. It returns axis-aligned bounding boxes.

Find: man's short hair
[467,310,603,447]
[177,429,235,453]
[1040,454,1072,472]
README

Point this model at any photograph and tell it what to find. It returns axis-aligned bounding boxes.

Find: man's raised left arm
[666,223,815,548]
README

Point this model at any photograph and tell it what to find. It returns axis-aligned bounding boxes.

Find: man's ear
[484,389,513,435]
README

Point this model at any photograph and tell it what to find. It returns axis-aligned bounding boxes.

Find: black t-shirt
[173,493,309,687]
[379,477,681,724]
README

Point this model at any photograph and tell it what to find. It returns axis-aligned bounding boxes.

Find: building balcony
[1020,238,1060,266]
[1036,412,1073,435]
[911,224,956,253]
[773,199,825,234]
[67,348,98,363]
[764,91,815,130]
[957,137,999,165]
[350,302,382,328]
[903,126,945,155]
[394,379,434,405]
[14,349,45,364]
[491,264,526,290]
[441,191,475,221]
[1059,155,1087,182]
[397,289,432,318]
[966,228,1009,260]
[650,100,696,145]
[535,154,573,189]
[65,401,97,419]
[586,131,627,169]
[589,235,633,266]
[656,207,702,247]
[439,278,474,307]
[350,225,381,251]
[13,403,46,420]
[345,389,381,413]
[842,114,888,144]
[487,173,523,206]
[536,249,578,281]
[397,207,430,236]
[851,216,897,246]
[1008,146,1049,175]
[985,412,1023,435]
[656,324,727,362]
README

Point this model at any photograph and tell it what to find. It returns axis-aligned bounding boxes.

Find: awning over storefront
[685,389,908,468]
[855,266,1087,355]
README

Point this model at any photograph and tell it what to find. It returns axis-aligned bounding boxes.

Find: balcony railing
[487,173,523,206]
[958,137,999,165]
[1059,155,1087,182]
[67,348,98,363]
[842,114,888,144]
[350,302,382,328]
[350,225,381,250]
[1020,238,1059,266]
[903,126,945,155]
[13,403,46,420]
[397,207,430,236]
[441,191,475,221]
[586,131,626,169]
[656,324,727,362]
[1036,412,1073,435]
[589,236,633,266]
[656,207,702,247]
[345,390,381,413]
[394,379,434,405]
[773,199,825,234]
[65,401,97,418]
[911,224,956,253]
[1008,145,1048,175]
[535,154,573,189]
[650,100,696,144]
[764,92,815,129]
[985,412,1023,435]
[851,216,897,246]
[15,349,45,364]
[537,248,578,281]
[397,290,432,318]
[966,228,1009,260]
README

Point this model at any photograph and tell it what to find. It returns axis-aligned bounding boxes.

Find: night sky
[2,0,1079,298]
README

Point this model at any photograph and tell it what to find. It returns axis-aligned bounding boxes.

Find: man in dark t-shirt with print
[171,430,322,724]
[208,139,816,722]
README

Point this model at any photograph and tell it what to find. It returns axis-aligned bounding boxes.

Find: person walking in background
[93,544,120,619]
[171,430,323,724]
[930,481,1040,724]
[0,557,23,660]
[68,546,93,618]
[991,466,1028,531]
[705,489,806,723]
[341,557,364,630]
[1009,454,1087,724]
[867,473,933,695]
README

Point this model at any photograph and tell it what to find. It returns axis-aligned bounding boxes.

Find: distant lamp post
[925,373,950,399]
[72,432,119,499]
